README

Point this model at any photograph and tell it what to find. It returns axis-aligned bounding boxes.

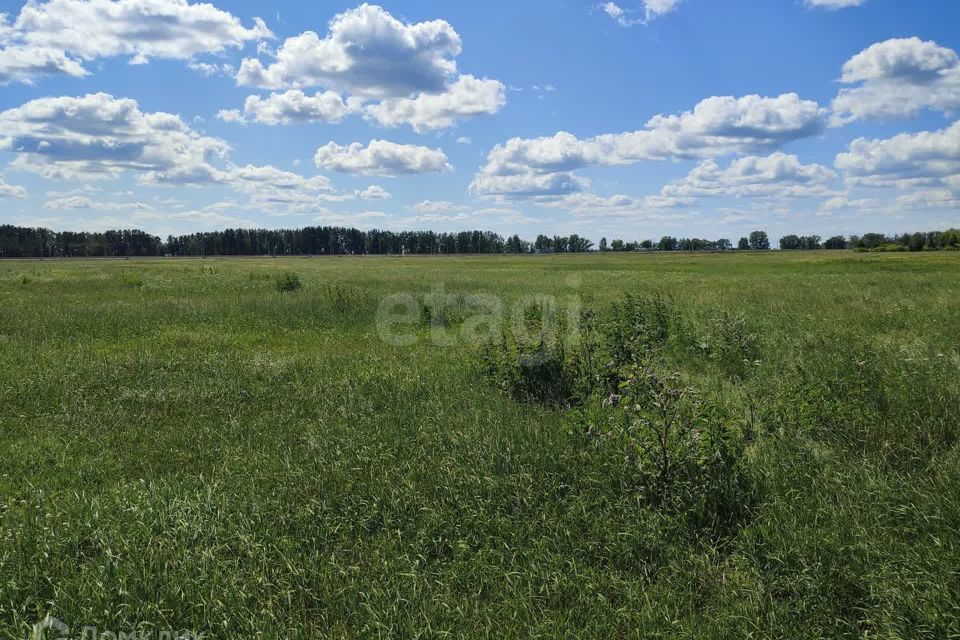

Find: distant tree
[610,239,625,252]
[716,238,732,251]
[780,234,801,250]
[859,233,887,250]
[738,237,750,251]
[658,236,678,251]
[908,232,925,252]
[640,239,654,250]
[824,235,847,250]
[567,234,593,252]
[749,230,770,251]
[940,229,960,249]
[599,237,608,252]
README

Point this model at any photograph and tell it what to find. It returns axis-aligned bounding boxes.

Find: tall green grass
[1,252,959,638]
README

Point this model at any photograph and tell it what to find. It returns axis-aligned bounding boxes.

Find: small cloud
[600,0,681,27]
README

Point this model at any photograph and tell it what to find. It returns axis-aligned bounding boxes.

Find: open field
[2,251,960,638]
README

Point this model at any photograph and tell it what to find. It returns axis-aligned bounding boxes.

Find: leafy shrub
[479,293,676,406]
[275,272,302,293]
[321,282,369,312]
[595,293,672,393]
[594,365,757,534]
[480,301,596,406]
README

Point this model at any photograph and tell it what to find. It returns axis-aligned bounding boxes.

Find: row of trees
[0,225,590,258]
[780,231,960,251]
[601,231,772,252]
[849,230,960,252]
[2,224,958,258]
[0,226,162,258]
[165,229,594,256]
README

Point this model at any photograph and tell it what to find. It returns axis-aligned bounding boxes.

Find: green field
[2,252,959,639]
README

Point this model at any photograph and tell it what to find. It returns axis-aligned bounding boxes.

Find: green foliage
[697,310,762,378]
[480,300,594,405]
[749,230,771,250]
[2,252,960,638]
[596,293,671,390]
[606,366,757,535]
[274,271,302,292]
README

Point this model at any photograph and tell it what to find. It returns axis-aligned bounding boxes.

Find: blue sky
[0,0,958,243]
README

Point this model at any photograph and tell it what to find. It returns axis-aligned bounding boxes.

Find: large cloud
[471,93,828,197]
[835,120,960,188]
[514,154,837,217]
[0,0,270,84]
[363,75,505,132]
[0,93,229,182]
[660,153,837,200]
[832,38,960,124]
[0,92,375,212]
[236,4,459,98]
[314,140,452,176]
[0,44,87,85]
[233,4,504,131]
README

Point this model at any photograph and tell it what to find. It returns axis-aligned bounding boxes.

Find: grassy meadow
[1,251,959,638]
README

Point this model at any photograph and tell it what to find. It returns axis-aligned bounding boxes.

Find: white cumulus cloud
[0,0,270,84]
[0,92,230,183]
[314,140,452,176]
[0,176,27,198]
[835,120,960,188]
[0,44,87,85]
[233,4,504,132]
[832,38,960,124]
[219,90,355,125]
[236,4,459,98]
[471,93,827,197]
[659,153,837,200]
[363,75,505,132]
[601,0,681,27]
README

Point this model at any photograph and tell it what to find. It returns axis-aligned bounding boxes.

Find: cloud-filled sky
[0,0,958,241]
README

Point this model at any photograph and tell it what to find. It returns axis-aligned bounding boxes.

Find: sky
[0,0,958,243]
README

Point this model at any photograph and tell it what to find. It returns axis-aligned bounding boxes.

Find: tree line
[1,224,958,258]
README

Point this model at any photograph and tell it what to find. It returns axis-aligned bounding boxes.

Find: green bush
[275,271,302,292]
[480,301,596,406]
[594,293,672,393]
[590,366,757,532]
